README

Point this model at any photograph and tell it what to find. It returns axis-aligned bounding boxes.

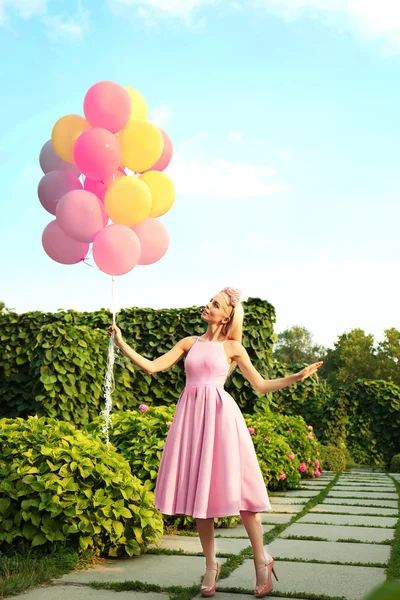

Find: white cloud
[228,130,242,143]
[166,153,289,199]
[0,0,47,26]
[258,0,400,51]
[42,2,89,41]
[276,151,293,160]
[109,0,218,21]
[151,104,173,127]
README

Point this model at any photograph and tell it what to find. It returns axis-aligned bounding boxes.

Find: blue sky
[0,0,399,349]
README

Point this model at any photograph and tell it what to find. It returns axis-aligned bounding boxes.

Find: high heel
[254,555,278,598]
[200,562,221,597]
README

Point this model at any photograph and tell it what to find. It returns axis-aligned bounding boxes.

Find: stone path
[13,469,400,600]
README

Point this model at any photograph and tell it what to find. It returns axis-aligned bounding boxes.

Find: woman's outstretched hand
[296,361,324,382]
[108,324,123,346]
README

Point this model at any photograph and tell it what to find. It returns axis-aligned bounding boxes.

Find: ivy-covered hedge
[0,298,276,424]
[0,417,163,556]
[269,361,333,440]
[320,379,400,467]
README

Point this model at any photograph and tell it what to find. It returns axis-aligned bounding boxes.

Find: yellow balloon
[124,86,148,122]
[119,121,163,173]
[51,114,90,164]
[139,171,176,217]
[105,176,152,227]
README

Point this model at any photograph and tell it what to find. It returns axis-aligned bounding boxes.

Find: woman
[108,287,323,597]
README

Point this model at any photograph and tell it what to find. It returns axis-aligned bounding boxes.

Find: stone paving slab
[334,485,396,491]
[311,504,398,516]
[267,538,390,564]
[58,555,227,587]
[269,497,308,504]
[150,534,251,553]
[223,559,386,600]
[275,489,321,497]
[260,513,293,524]
[9,587,168,600]
[298,513,398,527]
[269,504,306,513]
[328,490,398,499]
[324,497,398,508]
[215,524,276,537]
[279,522,395,542]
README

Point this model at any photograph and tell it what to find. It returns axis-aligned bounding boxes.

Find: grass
[385,474,400,580]
[0,545,96,600]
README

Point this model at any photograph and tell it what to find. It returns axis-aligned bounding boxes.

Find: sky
[0,0,399,349]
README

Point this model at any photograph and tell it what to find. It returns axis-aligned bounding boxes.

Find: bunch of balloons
[38,81,175,276]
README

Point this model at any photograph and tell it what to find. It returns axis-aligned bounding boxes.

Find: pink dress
[153,337,272,518]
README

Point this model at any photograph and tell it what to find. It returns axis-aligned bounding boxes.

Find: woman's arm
[108,325,195,375]
[228,341,323,394]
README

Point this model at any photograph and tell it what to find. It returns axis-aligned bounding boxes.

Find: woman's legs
[240,510,270,586]
[195,517,219,587]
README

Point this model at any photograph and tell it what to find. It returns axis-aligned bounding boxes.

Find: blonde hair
[219,290,244,374]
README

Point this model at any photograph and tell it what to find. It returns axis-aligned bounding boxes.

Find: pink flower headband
[220,287,242,307]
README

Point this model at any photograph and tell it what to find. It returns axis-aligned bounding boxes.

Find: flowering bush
[243,411,322,490]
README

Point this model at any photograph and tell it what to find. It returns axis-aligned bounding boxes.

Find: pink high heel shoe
[200,562,221,597]
[254,554,278,598]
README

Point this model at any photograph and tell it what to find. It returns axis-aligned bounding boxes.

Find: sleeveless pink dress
[153,337,272,518]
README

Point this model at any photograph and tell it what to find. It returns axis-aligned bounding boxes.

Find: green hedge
[321,379,400,467]
[0,417,163,556]
[0,298,276,424]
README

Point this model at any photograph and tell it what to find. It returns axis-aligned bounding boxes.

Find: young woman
[108,287,323,597]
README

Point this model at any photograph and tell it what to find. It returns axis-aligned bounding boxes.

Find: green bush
[243,411,322,490]
[0,417,163,557]
[319,441,349,471]
[389,454,400,473]
[84,407,240,531]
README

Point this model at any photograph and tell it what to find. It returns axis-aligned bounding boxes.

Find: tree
[272,325,326,365]
[376,328,400,386]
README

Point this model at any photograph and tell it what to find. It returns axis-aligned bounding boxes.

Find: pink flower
[287,429,291,433]
[307,457,311,463]
[307,432,313,439]
[310,470,315,476]
[248,427,255,435]
[166,421,172,428]
[315,459,320,469]
[264,436,269,441]
[287,452,295,460]
[299,462,307,473]
[139,404,149,412]
[279,473,287,480]
[315,469,321,477]
[308,425,313,430]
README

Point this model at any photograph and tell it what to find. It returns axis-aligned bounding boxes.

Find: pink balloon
[73,128,121,181]
[84,167,125,202]
[84,81,131,133]
[42,220,89,265]
[38,170,82,215]
[132,218,170,265]
[143,130,173,173]
[39,140,81,176]
[56,189,108,243]
[93,225,141,276]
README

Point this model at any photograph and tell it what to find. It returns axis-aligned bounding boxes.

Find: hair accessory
[220,287,241,307]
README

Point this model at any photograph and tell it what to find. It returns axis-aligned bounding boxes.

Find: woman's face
[201,293,230,324]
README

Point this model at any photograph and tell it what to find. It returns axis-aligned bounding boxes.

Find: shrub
[84,407,240,530]
[390,454,400,473]
[319,441,349,471]
[0,417,163,556]
[243,411,322,490]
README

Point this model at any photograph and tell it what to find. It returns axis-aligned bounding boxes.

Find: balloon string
[100,276,116,449]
